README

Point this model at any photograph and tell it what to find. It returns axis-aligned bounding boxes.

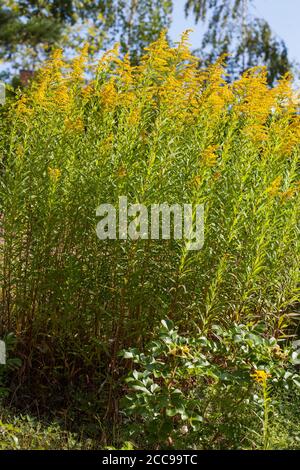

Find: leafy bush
[122,319,300,449]
[0,334,21,398]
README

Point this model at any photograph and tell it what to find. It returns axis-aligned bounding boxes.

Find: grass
[0,407,93,450]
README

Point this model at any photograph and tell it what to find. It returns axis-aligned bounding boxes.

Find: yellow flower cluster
[48,167,61,182]
[64,117,85,133]
[233,68,276,145]
[202,57,233,115]
[54,83,72,111]
[12,29,300,167]
[15,96,33,116]
[251,370,271,385]
[202,146,219,168]
[127,107,141,126]
[168,345,190,357]
[71,43,89,81]
[280,181,300,201]
[100,80,118,111]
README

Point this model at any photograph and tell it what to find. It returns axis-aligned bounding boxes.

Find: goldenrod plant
[0,32,299,433]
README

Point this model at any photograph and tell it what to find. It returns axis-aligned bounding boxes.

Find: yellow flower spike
[15,96,33,116]
[168,347,177,356]
[143,30,169,57]
[141,31,176,76]
[280,181,300,201]
[100,134,114,152]
[33,80,48,107]
[31,51,64,109]
[64,117,85,133]
[180,345,190,356]
[16,144,24,158]
[48,167,61,183]
[40,48,65,86]
[53,83,72,112]
[243,123,268,145]
[97,43,120,74]
[127,107,141,126]
[142,30,202,121]
[273,72,295,112]
[251,370,271,385]
[81,84,94,100]
[234,67,276,134]
[281,188,294,201]
[117,166,127,178]
[177,29,193,46]
[266,176,282,197]
[200,57,233,118]
[193,175,202,188]
[71,43,89,81]
[51,48,65,70]
[114,53,135,88]
[202,146,219,167]
[100,79,118,111]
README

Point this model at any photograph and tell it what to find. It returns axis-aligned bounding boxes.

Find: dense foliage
[0,32,299,447]
[122,319,300,449]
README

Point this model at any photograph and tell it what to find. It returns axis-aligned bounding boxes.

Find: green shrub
[122,319,300,449]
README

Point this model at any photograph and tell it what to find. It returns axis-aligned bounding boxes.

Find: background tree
[0,0,293,84]
[185,0,291,84]
[0,0,172,74]
[109,0,173,63]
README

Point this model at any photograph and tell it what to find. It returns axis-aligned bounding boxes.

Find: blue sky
[170,0,300,64]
